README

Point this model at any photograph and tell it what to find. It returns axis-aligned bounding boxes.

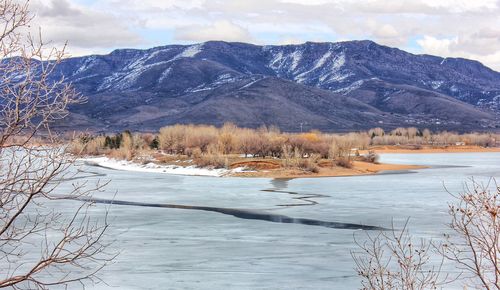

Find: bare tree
[352,179,499,290]
[0,1,112,288]
[352,220,447,290]
[441,179,499,290]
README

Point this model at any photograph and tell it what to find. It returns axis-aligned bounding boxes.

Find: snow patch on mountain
[289,50,303,71]
[326,72,352,82]
[213,73,238,85]
[267,49,303,73]
[294,51,334,83]
[269,51,284,70]
[238,76,264,90]
[144,49,167,62]
[184,73,242,93]
[333,79,365,94]
[158,67,172,84]
[173,43,203,60]
[332,53,345,71]
[430,80,444,89]
[72,73,100,82]
[98,45,206,90]
[313,51,332,70]
[74,56,98,75]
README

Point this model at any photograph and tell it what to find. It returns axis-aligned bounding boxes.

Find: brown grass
[230,160,281,170]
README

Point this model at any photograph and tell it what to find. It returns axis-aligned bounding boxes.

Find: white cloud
[374,24,399,38]
[417,36,456,56]
[421,0,498,13]
[30,0,142,51]
[278,0,334,5]
[417,35,500,70]
[278,36,306,45]
[476,51,500,72]
[105,0,206,10]
[26,0,500,70]
[175,20,252,42]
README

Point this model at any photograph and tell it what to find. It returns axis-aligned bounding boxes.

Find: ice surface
[12,153,500,289]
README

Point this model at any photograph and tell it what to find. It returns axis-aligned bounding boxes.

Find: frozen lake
[60,153,500,289]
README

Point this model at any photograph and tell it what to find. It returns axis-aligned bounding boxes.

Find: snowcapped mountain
[53,40,500,132]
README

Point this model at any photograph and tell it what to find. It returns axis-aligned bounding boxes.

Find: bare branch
[0,1,113,289]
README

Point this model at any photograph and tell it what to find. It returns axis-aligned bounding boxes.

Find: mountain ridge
[53,40,500,132]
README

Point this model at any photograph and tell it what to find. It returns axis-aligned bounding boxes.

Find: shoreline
[80,157,239,177]
[81,156,427,179]
[79,146,498,179]
[229,161,427,179]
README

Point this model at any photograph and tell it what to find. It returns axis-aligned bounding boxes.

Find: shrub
[185,147,202,158]
[158,125,188,154]
[109,147,132,161]
[335,157,352,168]
[67,136,106,156]
[194,143,227,169]
[196,153,228,169]
[67,139,86,155]
[359,151,379,164]
[64,126,500,167]
[149,136,160,149]
[297,154,321,173]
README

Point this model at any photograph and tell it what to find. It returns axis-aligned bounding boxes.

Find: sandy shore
[83,145,500,179]
[232,146,499,178]
[82,156,426,179]
[230,161,427,178]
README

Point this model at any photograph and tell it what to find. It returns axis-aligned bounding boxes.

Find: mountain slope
[54,40,500,132]
[147,77,396,131]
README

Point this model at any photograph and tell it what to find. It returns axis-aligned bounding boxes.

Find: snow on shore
[81,157,245,177]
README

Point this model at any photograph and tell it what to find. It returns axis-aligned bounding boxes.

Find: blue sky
[31,0,500,70]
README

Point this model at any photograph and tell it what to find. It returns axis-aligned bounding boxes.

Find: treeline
[69,124,371,164]
[368,127,498,147]
[68,124,499,169]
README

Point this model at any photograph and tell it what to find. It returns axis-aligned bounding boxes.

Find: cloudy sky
[31,0,500,70]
